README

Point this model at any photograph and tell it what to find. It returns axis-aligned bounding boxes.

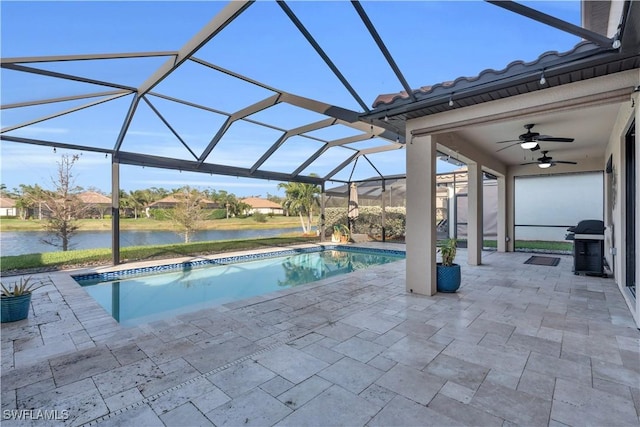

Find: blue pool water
[75,247,404,326]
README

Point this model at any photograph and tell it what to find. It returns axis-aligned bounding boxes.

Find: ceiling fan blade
[520,162,538,166]
[496,143,519,152]
[537,136,574,142]
[495,139,520,144]
[553,160,578,165]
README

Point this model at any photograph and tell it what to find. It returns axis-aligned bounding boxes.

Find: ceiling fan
[496,123,574,152]
[521,151,577,169]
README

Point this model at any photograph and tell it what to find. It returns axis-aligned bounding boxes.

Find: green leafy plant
[1,276,48,297]
[438,238,457,266]
[332,224,350,242]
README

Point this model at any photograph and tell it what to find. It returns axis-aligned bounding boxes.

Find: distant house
[78,191,111,219]
[149,195,219,210]
[0,197,17,217]
[241,197,284,216]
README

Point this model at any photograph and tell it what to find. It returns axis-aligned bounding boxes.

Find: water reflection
[80,250,403,326]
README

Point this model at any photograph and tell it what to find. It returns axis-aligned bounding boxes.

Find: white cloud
[9,126,69,136]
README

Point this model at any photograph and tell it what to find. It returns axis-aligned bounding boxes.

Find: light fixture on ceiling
[448,94,454,107]
[539,70,546,86]
[520,141,538,150]
[538,161,552,169]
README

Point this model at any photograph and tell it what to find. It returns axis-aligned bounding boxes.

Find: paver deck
[1,244,639,426]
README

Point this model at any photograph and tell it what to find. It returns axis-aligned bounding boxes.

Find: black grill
[566,220,606,277]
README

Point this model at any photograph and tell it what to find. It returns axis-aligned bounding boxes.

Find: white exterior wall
[0,207,17,216]
[604,76,640,328]
[514,173,604,242]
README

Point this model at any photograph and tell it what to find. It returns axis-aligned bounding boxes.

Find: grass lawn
[0,236,320,273]
[0,216,310,232]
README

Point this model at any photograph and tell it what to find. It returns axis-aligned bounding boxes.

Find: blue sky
[1,1,581,197]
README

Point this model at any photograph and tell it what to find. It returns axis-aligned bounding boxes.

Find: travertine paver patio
[1,243,639,426]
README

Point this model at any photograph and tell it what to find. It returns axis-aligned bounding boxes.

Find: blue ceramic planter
[1,293,32,323]
[436,263,461,293]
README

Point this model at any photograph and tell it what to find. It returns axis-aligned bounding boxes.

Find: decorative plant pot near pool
[436,263,461,293]
[1,293,32,323]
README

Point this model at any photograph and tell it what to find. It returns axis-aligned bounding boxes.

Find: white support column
[467,162,483,265]
[497,175,507,252]
[406,135,437,295]
[506,171,516,252]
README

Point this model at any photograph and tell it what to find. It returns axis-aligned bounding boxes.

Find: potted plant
[1,276,46,323]
[436,239,460,292]
[331,224,350,243]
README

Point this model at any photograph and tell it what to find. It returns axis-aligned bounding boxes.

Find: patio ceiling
[1,1,638,185]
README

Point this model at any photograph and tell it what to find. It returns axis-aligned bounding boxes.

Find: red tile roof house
[148,195,219,210]
[78,191,111,219]
[241,197,284,216]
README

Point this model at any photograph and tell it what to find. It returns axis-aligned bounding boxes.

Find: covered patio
[1,244,639,426]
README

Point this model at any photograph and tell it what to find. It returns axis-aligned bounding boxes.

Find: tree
[39,154,87,251]
[168,186,207,243]
[213,190,237,219]
[13,184,46,219]
[278,180,320,234]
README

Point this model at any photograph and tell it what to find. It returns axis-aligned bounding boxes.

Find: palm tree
[278,180,320,234]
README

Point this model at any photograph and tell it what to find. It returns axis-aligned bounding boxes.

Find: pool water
[76,249,404,326]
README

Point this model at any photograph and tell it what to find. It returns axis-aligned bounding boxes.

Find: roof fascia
[365,46,621,120]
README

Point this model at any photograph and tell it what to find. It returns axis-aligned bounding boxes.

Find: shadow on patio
[1,245,639,426]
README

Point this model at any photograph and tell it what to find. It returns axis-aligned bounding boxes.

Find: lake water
[0,228,305,256]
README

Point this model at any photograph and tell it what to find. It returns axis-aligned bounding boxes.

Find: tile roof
[0,197,16,208]
[241,197,283,209]
[372,41,605,109]
[78,191,111,205]
[149,195,218,208]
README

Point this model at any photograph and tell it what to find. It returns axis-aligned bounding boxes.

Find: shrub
[208,209,228,220]
[149,208,171,220]
[323,206,406,239]
[253,212,268,223]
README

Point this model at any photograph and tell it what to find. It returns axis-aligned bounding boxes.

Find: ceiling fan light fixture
[538,162,552,169]
[520,141,538,150]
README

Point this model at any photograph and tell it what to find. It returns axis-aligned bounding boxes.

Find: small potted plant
[1,276,47,323]
[331,224,350,243]
[436,239,460,292]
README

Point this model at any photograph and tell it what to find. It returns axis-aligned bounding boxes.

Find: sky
[0,1,582,197]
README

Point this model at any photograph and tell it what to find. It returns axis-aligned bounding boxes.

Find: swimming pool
[74,246,405,326]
